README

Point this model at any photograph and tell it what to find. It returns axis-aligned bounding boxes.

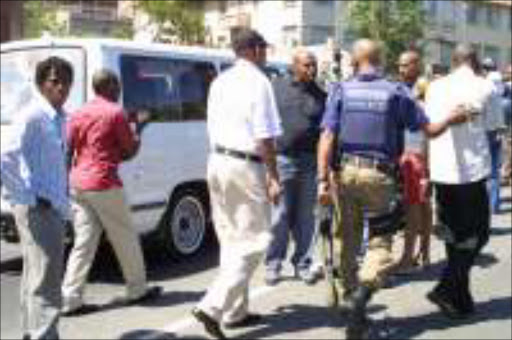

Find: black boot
[346,285,374,340]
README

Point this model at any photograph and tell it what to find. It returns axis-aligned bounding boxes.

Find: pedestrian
[317,39,469,339]
[61,69,162,316]
[482,58,506,213]
[501,64,512,186]
[191,29,282,339]
[0,56,73,339]
[425,45,498,319]
[264,49,326,286]
[393,50,433,273]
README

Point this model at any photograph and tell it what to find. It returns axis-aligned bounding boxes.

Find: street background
[1,188,511,340]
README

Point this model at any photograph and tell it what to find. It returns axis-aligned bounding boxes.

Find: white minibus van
[0,38,288,258]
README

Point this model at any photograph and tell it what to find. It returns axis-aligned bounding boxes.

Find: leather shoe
[61,303,101,317]
[191,308,227,339]
[426,290,470,320]
[224,313,263,329]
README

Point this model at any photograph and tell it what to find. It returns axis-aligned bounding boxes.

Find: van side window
[120,55,217,121]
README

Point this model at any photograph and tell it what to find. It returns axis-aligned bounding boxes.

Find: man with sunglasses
[1,56,73,340]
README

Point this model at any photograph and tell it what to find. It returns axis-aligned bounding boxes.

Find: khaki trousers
[197,154,271,324]
[62,188,147,311]
[14,204,65,340]
[335,165,396,291]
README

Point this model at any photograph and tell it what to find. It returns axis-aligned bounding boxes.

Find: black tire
[160,188,210,258]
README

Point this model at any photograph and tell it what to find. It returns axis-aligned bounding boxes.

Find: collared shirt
[426,65,493,184]
[207,59,282,154]
[321,70,429,162]
[0,90,68,218]
[272,76,326,155]
[67,96,138,191]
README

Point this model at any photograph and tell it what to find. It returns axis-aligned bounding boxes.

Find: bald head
[352,39,381,69]
[452,44,480,72]
[93,69,120,102]
[398,50,421,83]
[292,48,317,83]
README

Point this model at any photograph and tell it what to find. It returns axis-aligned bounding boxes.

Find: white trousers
[61,188,148,311]
[197,154,272,324]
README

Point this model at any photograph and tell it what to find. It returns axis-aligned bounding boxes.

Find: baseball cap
[232,28,269,52]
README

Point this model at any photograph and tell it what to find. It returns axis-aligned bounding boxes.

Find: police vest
[338,78,401,162]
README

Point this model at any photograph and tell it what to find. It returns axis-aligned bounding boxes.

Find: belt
[341,154,397,177]
[214,145,263,163]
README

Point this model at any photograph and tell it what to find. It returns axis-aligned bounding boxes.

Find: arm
[113,111,141,161]
[0,114,37,206]
[257,138,281,205]
[317,129,336,206]
[422,105,469,138]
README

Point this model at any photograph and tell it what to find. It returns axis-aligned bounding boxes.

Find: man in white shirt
[192,29,282,339]
[425,45,494,319]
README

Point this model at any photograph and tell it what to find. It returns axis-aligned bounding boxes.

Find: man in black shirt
[265,49,327,286]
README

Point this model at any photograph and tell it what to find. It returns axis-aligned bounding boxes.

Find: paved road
[2,189,511,339]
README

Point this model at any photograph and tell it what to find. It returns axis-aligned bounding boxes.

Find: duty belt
[341,154,397,178]
[214,145,263,164]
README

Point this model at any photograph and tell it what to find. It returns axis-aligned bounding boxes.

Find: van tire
[160,188,209,258]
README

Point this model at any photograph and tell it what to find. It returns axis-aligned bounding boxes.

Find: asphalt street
[1,188,511,340]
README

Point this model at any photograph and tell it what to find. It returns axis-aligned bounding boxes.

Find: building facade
[203,0,511,68]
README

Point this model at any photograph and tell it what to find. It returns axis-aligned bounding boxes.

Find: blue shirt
[321,70,429,161]
[1,91,69,218]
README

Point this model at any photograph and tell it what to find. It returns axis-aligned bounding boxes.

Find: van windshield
[0,47,85,124]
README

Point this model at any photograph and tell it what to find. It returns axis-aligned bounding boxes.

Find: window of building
[424,0,438,18]
[120,55,217,122]
[307,26,333,46]
[486,5,501,30]
[316,0,333,6]
[439,40,455,68]
[466,1,480,25]
[219,1,227,13]
[284,0,298,8]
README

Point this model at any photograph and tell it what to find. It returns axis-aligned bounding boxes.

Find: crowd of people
[0,27,510,340]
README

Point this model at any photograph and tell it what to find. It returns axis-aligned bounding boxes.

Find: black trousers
[433,180,490,311]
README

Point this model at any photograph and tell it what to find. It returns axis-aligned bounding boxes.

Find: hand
[266,175,282,205]
[447,104,475,126]
[317,180,331,206]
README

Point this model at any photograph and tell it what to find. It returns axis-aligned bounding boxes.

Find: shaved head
[353,39,381,68]
[398,50,422,83]
[452,44,480,72]
[292,48,317,82]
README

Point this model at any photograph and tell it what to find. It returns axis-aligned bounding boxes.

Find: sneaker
[265,270,281,286]
[112,286,163,306]
[295,268,318,285]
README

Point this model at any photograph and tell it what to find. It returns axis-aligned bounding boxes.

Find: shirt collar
[355,67,383,81]
[33,89,63,121]
[453,65,476,77]
[235,58,263,73]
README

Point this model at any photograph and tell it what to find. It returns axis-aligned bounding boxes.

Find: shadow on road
[377,295,512,339]
[119,329,208,339]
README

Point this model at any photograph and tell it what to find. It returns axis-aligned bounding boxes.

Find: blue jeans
[486,131,502,213]
[266,153,317,272]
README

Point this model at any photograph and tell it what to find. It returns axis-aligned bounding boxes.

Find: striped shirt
[0,91,69,218]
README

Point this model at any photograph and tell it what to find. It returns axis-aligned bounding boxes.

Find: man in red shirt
[61,70,161,316]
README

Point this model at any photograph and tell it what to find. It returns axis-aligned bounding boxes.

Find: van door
[118,54,216,234]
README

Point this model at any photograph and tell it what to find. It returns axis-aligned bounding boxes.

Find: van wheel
[160,189,208,258]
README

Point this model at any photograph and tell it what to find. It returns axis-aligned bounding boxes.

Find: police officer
[317,39,470,339]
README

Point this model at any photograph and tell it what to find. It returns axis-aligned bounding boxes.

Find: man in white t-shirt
[425,45,494,319]
[191,29,283,339]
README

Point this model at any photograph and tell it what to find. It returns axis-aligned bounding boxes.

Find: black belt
[214,145,263,163]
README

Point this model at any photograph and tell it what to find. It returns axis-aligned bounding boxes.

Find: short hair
[92,69,119,95]
[231,28,269,55]
[35,56,73,88]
